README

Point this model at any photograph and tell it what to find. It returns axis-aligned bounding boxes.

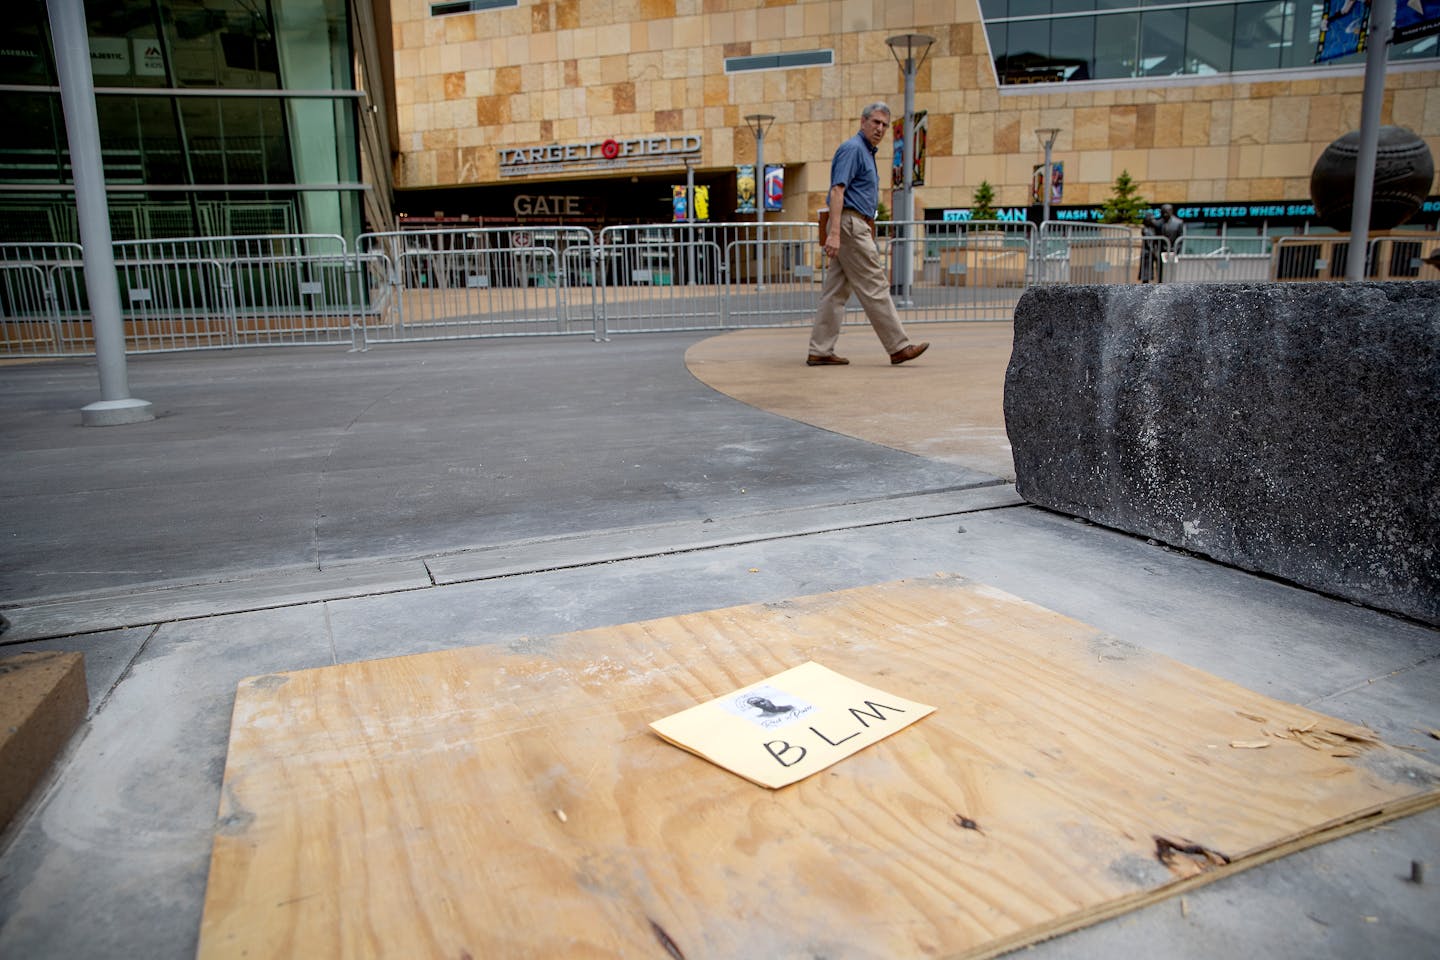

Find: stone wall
[1003,282,1440,625]
[390,0,1440,216]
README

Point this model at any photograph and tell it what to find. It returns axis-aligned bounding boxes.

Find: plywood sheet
[198,576,1440,959]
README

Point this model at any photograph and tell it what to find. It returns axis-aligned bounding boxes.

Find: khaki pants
[808,210,912,357]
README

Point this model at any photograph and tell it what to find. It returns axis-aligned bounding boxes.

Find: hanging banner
[1315,0,1371,61]
[672,186,688,222]
[736,164,757,213]
[694,185,711,221]
[764,164,784,211]
[1394,0,1440,42]
[891,111,928,188]
[1031,161,1064,203]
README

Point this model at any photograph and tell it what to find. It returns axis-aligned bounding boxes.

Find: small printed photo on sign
[722,683,816,730]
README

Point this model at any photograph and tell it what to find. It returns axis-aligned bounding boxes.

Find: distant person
[1139,214,1160,283]
[1156,204,1184,281]
[807,101,929,367]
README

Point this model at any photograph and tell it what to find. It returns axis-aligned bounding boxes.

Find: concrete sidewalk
[0,328,1436,958]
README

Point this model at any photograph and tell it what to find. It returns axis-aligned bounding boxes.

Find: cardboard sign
[650,661,935,789]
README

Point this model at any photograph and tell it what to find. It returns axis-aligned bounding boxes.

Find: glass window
[985,21,1008,59]
[0,93,64,183]
[1186,5,1235,74]
[179,98,293,185]
[164,0,283,89]
[1395,32,1438,60]
[1093,13,1140,78]
[1,0,55,85]
[1232,1,1287,71]
[98,97,186,185]
[1140,9,1186,74]
[1052,0,1097,12]
[1275,0,1315,67]
[1011,0,1052,16]
[1009,20,1052,58]
[1050,17,1096,80]
[980,0,1011,18]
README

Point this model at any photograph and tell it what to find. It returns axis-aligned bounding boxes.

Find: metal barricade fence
[0,243,87,357]
[1272,231,1440,281]
[1272,235,1350,281]
[1166,235,1272,283]
[1370,232,1440,280]
[357,226,600,341]
[8,226,1435,358]
[1037,222,1141,285]
[880,219,1034,322]
[111,234,369,352]
[717,222,820,331]
[2,237,387,356]
[595,222,795,334]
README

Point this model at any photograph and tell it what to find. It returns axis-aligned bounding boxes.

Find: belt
[843,208,875,229]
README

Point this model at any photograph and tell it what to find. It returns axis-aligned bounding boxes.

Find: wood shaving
[1229,740,1270,749]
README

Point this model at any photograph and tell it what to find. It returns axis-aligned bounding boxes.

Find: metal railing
[0,243,88,355]
[1035,222,1143,285]
[883,219,1035,322]
[4,226,1435,358]
[1,237,386,356]
[358,226,599,341]
[1164,235,1272,283]
[1271,231,1440,281]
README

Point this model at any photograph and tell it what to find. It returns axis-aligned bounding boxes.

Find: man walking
[807,102,929,367]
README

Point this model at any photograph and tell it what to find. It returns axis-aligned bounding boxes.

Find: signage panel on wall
[1394,0,1440,42]
[736,165,756,213]
[763,164,784,212]
[132,38,164,76]
[892,111,927,188]
[89,37,130,76]
[1315,0,1371,61]
[498,135,702,178]
[672,185,713,221]
[1031,162,1064,203]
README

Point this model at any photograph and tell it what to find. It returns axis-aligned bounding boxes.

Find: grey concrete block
[1003,282,1440,625]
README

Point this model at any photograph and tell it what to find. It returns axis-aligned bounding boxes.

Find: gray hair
[861,101,892,121]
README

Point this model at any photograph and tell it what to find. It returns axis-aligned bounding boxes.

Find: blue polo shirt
[830,130,879,220]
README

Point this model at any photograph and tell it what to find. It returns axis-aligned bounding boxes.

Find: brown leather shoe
[890,342,929,365]
[806,354,850,366]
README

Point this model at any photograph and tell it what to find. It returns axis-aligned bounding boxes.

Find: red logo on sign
[600,139,620,159]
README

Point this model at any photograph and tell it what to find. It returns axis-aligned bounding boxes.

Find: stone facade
[389,0,1440,221]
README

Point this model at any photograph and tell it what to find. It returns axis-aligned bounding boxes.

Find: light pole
[885,34,934,304]
[1035,127,1060,225]
[1344,0,1396,281]
[744,113,774,288]
[47,0,153,425]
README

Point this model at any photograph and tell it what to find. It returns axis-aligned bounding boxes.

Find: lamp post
[885,34,934,304]
[1344,0,1396,281]
[47,0,153,425]
[744,113,774,288]
[1035,127,1060,225]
